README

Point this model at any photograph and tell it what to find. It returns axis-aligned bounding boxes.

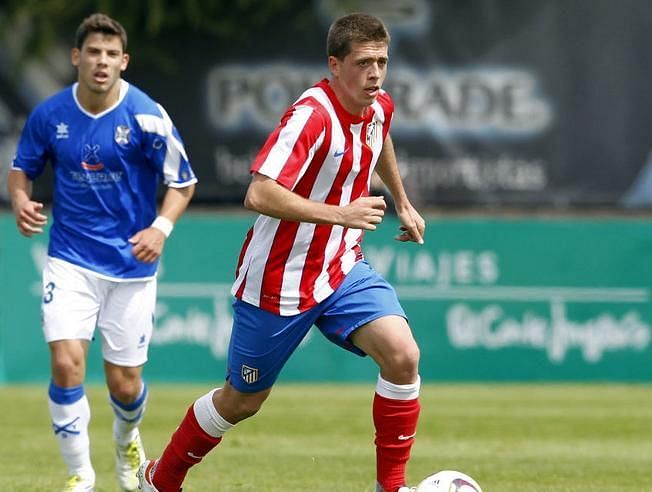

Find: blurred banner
[4,0,652,208]
[2,212,651,384]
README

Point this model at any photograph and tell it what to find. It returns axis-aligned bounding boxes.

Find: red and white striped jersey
[231,79,394,316]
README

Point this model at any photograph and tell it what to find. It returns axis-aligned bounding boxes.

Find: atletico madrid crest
[241,364,259,384]
[366,120,379,147]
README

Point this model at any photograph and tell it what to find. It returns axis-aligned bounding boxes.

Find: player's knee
[382,343,420,383]
[216,386,268,423]
[408,342,421,367]
[108,378,142,403]
[105,366,143,402]
[51,353,84,383]
[235,399,264,420]
[229,391,268,421]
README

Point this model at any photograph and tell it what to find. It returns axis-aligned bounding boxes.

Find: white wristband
[151,216,174,238]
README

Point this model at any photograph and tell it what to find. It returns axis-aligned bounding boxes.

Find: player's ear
[328,55,340,77]
[71,48,81,67]
[121,53,130,72]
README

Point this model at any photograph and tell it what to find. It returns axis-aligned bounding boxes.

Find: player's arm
[129,184,195,263]
[245,172,387,231]
[7,169,48,237]
[375,134,425,244]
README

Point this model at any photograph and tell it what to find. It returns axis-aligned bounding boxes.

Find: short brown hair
[326,13,390,59]
[75,13,128,51]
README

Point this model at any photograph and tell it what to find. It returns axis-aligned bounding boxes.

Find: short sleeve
[12,105,50,180]
[251,103,327,190]
[136,103,197,188]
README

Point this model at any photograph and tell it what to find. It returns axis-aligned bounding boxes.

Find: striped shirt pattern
[232,79,393,315]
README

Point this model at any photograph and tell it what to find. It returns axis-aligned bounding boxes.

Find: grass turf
[0,383,651,491]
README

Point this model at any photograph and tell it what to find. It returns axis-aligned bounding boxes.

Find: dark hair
[326,13,390,59]
[75,13,127,51]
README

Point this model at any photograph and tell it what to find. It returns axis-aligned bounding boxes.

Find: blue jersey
[12,80,197,280]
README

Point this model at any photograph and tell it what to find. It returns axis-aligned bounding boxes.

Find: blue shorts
[226,260,406,392]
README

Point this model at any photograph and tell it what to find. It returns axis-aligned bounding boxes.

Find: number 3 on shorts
[43,281,56,304]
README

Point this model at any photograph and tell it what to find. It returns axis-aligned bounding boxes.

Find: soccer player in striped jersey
[7,13,196,492]
[139,12,424,492]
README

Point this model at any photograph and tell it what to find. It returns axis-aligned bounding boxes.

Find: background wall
[3,0,652,208]
[2,213,651,384]
[2,1,652,384]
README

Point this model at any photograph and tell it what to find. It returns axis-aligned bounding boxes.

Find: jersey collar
[317,79,367,125]
[72,79,129,119]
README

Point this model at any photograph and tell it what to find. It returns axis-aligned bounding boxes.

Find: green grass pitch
[1,383,651,491]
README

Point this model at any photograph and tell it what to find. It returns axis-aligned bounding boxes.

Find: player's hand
[395,203,425,244]
[128,227,166,263]
[339,196,386,230]
[14,199,48,237]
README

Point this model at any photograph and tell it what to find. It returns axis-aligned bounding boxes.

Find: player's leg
[141,299,318,491]
[142,382,271,491]
[105,362,147,491]
[351,316,421,492]
[49,340,94,491]
[316,261,421,492]
[42,258,100,491]
[98,279,154,491]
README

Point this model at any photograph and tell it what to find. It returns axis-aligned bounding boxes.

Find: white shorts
[42,257,156,367]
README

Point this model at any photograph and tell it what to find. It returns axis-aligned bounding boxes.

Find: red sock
[152,405,222,491]
[373,393,421,492]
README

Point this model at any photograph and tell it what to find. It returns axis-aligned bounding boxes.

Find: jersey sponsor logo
[334,148,347,158]
[114,125,131,145]
[81,162,104,171]
[241,364,259,384]
[72,141,124,185]
[81,143,105,171]
[56,122,69,139]
[69,170,124,186]
[81,144,103,171]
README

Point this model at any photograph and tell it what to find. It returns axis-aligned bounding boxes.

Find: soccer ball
[415,470,483,492]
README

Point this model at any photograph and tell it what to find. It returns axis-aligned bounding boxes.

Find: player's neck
[329,79,365,117]
[76,79,122,115]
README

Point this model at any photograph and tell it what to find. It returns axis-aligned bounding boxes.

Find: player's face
[328,41,388,116]
[72,33,129,96]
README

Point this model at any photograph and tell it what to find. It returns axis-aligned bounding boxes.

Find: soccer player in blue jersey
[7,13,196,492]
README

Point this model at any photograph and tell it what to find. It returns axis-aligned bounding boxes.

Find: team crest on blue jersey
[241,364,259,384]
[366,120,380,147]
[56,122,69,139]
[114,125,131,145]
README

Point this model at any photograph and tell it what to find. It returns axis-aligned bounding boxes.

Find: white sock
[193,388,234,438]
[110,381,148,446]
[375,374,421,400]
[48,382,94,481]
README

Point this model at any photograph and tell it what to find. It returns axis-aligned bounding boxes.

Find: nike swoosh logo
[187,451,203,459]
[397,432,416,441]
[334,149,347,158]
